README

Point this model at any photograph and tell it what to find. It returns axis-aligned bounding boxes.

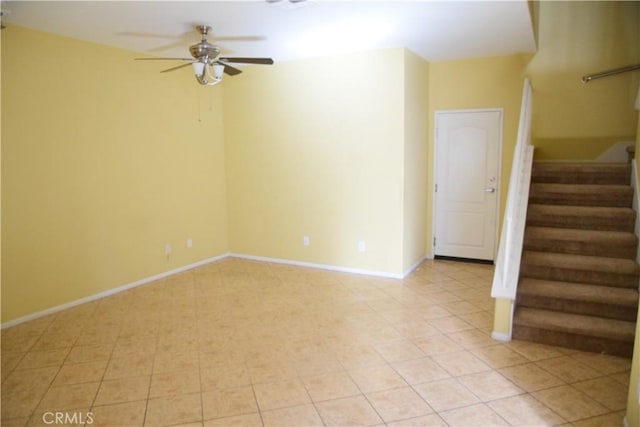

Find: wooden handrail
[582,63,640,83]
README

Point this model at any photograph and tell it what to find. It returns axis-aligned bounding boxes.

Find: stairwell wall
[526,0,640,160]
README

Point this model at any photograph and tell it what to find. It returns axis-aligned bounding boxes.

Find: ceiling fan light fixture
[192,61,205,76]
[212,64,225,80]
[192,61,222,86]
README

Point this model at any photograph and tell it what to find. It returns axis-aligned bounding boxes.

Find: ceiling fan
[135,25,274,86]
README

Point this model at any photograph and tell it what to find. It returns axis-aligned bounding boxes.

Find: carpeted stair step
[512,307,636,357]
[526,204,636,232]
[532,162,631,185]
[529,183,633,207]
[516,161,638,356]
[517,278,639,321]
[523,226,638,259]
[520,250,640,288]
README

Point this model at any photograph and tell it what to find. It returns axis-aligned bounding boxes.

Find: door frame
[431,108,504,261]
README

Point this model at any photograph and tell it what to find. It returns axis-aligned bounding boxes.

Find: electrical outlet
[358,241,366,252]
[187,238,193,248]
[165,244,172,256]
[303,236,310,246]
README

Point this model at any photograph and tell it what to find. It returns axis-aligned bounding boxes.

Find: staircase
[512,162,640,357]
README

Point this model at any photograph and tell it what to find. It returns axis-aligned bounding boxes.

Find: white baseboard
[230,253,407,279]
[403,255,429,277]
[491,331,511,342]
[1,254,229,330]
[595,141,635,163]
[2,252,430,329]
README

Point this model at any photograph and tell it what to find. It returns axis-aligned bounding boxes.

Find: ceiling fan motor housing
[189,41,220,62]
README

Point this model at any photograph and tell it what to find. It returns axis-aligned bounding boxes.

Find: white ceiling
[2,0,537,63]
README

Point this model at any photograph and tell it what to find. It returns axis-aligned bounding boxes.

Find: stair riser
[528,192,633,208]
[512,325,633,357]
[516,295,638,321]
[531,164,631,186]
[532,175,630,185]
[520,265,639,288]
[531,171,630,186]
[526,214,635,232]
[523,238,637,259]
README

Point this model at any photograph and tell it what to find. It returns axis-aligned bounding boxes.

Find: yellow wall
[527,0,640,160]
[0,28,533,323]
[492,298,513,338]
[402,50,430,272]
[224,49,407,274]
[1,27,229,322]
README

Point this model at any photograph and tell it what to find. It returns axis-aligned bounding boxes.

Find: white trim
[595,141,635,163]
[230,253,406,279]
[434,108,505,115]
[403,255,428,277]
[490,79,533,303]
[433,108,504,261]
[1,254,229,330]
[491,331,511,342]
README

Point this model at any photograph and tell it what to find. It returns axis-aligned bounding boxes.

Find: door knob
[484,188,496,193]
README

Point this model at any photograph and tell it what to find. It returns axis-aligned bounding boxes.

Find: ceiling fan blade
[148,40,187,53]
[219,57,274,65]
[160,62,194,73]
[217,62,243,76]
[118,31,178,39]
[215,36,266,42]
[135,57,193,61]
[120,30,197,53]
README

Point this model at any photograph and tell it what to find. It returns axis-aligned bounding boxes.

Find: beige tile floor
[1,258,632,426]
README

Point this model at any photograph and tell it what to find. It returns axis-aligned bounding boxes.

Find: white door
[434,110,501,261]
